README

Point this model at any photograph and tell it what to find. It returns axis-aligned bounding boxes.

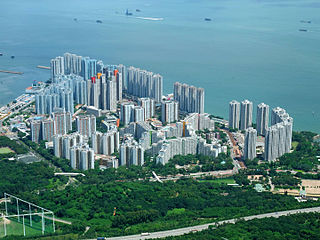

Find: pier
[37,65,51,70]
[0,70,23,75]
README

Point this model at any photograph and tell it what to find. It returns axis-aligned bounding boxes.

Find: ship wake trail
[135,17,164,21]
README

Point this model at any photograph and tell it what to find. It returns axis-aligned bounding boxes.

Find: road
[221,128,242,172]
[149,169,234,182]
[94,206,320,240]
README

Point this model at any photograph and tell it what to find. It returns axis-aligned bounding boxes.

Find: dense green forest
[272,172,301,188]
[0,160,67,196]
[162,212,320,240]
[1,156,320,238]
[278,131,320,171]
[21,176,320,238]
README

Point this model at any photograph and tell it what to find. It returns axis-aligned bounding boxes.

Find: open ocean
[0,0,319,132]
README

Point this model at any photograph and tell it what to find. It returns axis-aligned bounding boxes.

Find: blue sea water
[0,0,319,132]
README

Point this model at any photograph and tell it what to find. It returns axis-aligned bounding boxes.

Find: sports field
[0,216,54,237]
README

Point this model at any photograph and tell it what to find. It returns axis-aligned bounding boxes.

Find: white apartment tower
[240,99,253,130]
[229,100,240,129]
[256,103,269,136]
[244,127,257,160]
[161,100,179,124]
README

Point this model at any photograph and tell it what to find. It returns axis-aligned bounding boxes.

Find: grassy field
[199,177,236,184]
[0,147,14,154]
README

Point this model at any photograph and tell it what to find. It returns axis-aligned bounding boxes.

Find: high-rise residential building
[92,128,119,156]
[50,56,64,79]
[89,76,100,108]
[265,125,278,162]
[35,91,73,115]
[184,113,215,132]
[92,131,103,154]
[52,111,72,135]
[155,137,198,165]
[271,107,290,126]
[126,66,163,102]
[74,77,88,105]
[35,93,45,115]
[120,103,135,126]
[138,97,155,120]
[41,119,55,142]
[115,71,122,101]
[53,133,83,159]
[89,59,97,79]
[174,82,204,114]
[80,57,97,80]
[60,89,74,114]
[96,60,104,73]
[70,145,94,170]
[244,127,257,160]
[63,52,82,75]
[229,100,240,130]
[106,78,117,111]
[117,64,127,91]
[264,107,293,162]
[240,99,253,130]
[36,74,84,115]
[81,57,90,80]
[76,115,96,137]
[134,106,145,123]
[53,135,63,158]
[119,135,144,167]
[86,73,117,111]
[153,74,163,103]
[161,100,179,124]
[31,120,42,143]
[256,103,269,136]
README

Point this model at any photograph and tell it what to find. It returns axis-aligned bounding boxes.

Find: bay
[0,0,319,132]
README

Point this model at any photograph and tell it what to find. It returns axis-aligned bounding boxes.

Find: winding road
[93,206,320,240]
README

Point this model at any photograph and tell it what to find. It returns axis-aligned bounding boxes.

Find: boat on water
[11,56,15,59]
[74,18,78,21]
[0,53,3,56]
[204,18,212,21]
[96,20,102,23]
[136,9,141,12]
[299,29,307,32]
[300,20,311,24]
[126,9,133,16]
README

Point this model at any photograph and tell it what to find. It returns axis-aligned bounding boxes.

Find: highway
[94,206,320,240]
